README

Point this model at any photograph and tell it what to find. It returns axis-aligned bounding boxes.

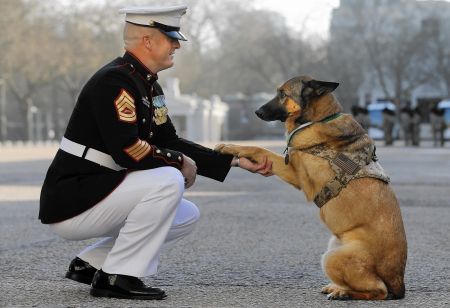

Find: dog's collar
[283,112,342,164]
[319,112,342,123]
[285,112,342,148]
[285,121,314,148]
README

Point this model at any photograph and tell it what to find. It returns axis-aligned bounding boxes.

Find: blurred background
[1,0,449,145]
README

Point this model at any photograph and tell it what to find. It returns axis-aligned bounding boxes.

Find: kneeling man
[39,5,271,300]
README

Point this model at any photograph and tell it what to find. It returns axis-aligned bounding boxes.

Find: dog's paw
[214,144,239,155]
[321,283,337,294]
[322,284,352,300]
[326,289,351,301]
[214,143,226,152]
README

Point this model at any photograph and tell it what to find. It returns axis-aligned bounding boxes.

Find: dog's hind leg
[321,236,344,295]
[321,240,388,300]
[377,261,406,299]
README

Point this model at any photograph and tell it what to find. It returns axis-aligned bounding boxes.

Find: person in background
[39,5,272,300]
[430,104,446,147]
[351,105,370,131]
[411,106,421,146]
[399,103,413,146]
[382,107,396,146]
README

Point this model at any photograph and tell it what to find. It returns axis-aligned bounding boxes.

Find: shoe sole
[90,288,167,300]
[65,272,93,285]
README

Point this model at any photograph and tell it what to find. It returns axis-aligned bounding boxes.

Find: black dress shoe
[90,269,166,300]
[65,257,97,285]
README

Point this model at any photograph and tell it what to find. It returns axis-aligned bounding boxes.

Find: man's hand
[181,154,197,188]
[235,156,274,177]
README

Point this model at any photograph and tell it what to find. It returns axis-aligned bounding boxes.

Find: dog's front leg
[215,144,300,188]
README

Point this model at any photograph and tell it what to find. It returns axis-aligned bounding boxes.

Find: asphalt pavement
[0,141,449,307]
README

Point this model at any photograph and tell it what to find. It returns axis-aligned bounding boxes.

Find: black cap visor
[161,30,187,41]
[126,21,188,41]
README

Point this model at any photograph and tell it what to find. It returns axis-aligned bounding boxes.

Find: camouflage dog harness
[284,113,390,208]
[300,144,390,208]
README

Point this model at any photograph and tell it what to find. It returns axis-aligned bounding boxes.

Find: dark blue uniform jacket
[39,52,233,224]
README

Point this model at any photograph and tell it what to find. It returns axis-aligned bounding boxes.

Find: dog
[215,76,407,300]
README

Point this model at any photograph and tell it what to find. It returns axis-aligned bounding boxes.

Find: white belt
[60,137,125,171]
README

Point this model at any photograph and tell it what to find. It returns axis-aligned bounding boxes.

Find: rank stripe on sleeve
[124,139,152,162]
[114,89,137,123]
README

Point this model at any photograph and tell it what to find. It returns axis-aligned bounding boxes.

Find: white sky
[253,0,341,38]
[53,0,341,40]
[54,0,449,39]
[253,0,450,38]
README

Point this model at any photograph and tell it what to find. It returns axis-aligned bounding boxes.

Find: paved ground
[0,141,449,307]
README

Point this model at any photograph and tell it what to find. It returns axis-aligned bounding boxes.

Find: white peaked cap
[119,5,188,41]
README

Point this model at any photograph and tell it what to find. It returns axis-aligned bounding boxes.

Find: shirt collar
[123,51,158,83]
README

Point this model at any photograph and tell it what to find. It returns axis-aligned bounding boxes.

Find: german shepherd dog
[215,76,407,300]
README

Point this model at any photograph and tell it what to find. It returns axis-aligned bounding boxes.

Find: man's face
[149,30,181,72]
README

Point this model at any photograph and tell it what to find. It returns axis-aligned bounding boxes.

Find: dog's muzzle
[255,109,265,119]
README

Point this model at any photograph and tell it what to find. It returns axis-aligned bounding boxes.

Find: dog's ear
[302,79,339,97]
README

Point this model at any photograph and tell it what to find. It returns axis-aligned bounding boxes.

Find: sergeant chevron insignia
[114,89,136,123]
[124,139,152,162]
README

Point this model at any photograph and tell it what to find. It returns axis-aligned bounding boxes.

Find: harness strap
[301,144,389,208]
[314,177,344,208]
[284,113,342,165]
[283,113,388,208]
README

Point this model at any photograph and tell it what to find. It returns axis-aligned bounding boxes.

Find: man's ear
[302,79,339,97]
[143,36,152,50]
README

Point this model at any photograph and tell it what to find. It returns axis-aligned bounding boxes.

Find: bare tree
[327,22,367,110]
[437,41,450,97]
[42,0,124,138]
[168,0,250,96]
[178,7,317,96]
[0,0,30,140]
[3,1,60,140]
[431,22,450,97]
[52,3,123,105]
[344,1,436,104]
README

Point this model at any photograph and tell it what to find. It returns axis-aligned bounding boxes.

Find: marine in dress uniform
[351,106,370,131]
[411,106,421,146]
[39,5,255,300]
[382,107,396,146]
[430,104,446,147]
[399,104,413,146]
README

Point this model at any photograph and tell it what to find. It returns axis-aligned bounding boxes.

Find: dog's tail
[385,276,405,299]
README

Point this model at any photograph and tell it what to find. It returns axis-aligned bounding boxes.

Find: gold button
[156,149,161,154]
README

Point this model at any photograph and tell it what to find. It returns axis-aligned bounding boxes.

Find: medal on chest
[152,95,168,125]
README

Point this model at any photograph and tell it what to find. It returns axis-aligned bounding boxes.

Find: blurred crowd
[351,104,446,147]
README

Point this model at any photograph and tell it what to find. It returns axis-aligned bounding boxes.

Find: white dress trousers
[50,167,200,278]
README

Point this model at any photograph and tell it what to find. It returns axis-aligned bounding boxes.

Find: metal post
[26,98,34,142]
[36,108,43,141]
[0,78,7,141]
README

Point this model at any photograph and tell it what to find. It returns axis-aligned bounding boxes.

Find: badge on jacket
[142,96,151,109]
[114,89,136,123]
[152,95,168,125]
